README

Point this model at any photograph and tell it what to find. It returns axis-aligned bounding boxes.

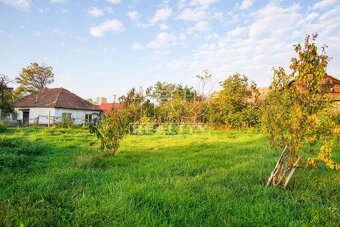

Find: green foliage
[90,111,129,155]
[119,87,149,123]
[0,75,14,116]
[262,33,339,171]
[0,120,7,132]
[147,81,197,104]
[209,73,260,128]
[15,62,54,98]
[56,117,75,128]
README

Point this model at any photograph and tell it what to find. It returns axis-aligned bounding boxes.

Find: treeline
[114,72,263,129]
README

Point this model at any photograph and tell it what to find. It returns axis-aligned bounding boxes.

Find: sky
[0,0,340,102]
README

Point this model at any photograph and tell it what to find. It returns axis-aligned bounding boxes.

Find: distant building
[14,88,102,125]
[288,74,340,102]
[98,103,121,113]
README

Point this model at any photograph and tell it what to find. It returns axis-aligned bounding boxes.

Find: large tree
[15,62,54,97]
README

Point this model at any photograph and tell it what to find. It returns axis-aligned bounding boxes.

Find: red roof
[98,103,121,113]
[14,88,102,111]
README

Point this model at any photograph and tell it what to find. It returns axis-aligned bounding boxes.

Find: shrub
[56,117,75,128]
[90,111,129,156]
[0,120,7,132]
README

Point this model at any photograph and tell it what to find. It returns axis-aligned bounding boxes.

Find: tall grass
[0,127,339,226]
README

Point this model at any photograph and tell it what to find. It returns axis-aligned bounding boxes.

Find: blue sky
[1,0,340,101]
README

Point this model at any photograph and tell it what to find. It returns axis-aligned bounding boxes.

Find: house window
[85,114,92,124]
[62,113,72,122]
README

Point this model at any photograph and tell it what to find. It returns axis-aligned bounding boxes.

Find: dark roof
[14,88,102,111]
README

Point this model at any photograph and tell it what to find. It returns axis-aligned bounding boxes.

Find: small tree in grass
[262,33,339,188]
[90,111,129,156]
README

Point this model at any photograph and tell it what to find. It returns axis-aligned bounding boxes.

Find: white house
[14,88,102,125]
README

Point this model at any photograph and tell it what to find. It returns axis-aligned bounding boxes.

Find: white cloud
[159,23,170,30]
[132,42,144,50]
[150,7,172,24]
[248,3,301,39]
[312,0,337,10]
[50,0,64,3]
[228,27,247,37]
[89,19,124,37]
[206,33,220,40]
[2,0,31,11]
[304,12,319,22]
[105,0,120,4]
[187,21,210,34]
[190,0,219,8]
[88,7,104,17]
[146,32,178,49]
[127,10,140,22]
[239,0,255,10]
[177,7,206,21]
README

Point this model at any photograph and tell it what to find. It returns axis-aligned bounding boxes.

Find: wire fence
[1,115,98,127]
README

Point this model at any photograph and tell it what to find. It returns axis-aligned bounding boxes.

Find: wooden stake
[266,146,287,186]
[284,156,301,188]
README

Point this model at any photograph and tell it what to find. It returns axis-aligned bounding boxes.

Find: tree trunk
[266,146,301,188]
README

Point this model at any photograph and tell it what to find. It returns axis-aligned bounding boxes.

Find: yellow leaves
[306,158,318,168]
[305,135,316,144]
[308,142,339,170]
[290,104,304,130]
[332,126,340,135]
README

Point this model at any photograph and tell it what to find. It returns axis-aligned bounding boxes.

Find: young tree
[15,62,54,97]
[262,34,339,188]
[90,110,128,156]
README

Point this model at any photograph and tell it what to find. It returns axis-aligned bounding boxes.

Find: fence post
[48,111,51,128]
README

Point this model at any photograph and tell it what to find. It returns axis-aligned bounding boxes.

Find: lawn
[0,127,339,226]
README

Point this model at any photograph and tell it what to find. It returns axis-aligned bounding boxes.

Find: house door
[23,111,29,125]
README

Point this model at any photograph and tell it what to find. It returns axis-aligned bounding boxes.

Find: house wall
[15,107,100,125]
[54,108,100,125]
[15,107,56,125]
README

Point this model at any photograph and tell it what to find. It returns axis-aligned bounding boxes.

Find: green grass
[0,127,339,226]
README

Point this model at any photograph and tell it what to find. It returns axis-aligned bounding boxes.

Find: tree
[147,82,197,104]
[119,87,155,123]
[0,74,13,118]
[90,110,128,156]
[262,33,339,188]
[15,63,54,97]
[209,73,256,128]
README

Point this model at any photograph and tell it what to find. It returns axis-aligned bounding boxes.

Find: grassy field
[0,127,339,226]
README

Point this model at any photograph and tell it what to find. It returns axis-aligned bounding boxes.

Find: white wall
[15,107,100,125]
[54,108,100,125]
[15,107,56,125]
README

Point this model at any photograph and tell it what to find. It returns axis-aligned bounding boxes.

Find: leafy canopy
[262,33,339,170]
[15,62,54,97]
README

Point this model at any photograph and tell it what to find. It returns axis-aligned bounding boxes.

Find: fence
[2,115,98,127]
[129,122,210,135]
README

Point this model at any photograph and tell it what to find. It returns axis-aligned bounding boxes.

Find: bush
[56,118,75,128]
[90,111,129,156]
[0,120,7,132]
